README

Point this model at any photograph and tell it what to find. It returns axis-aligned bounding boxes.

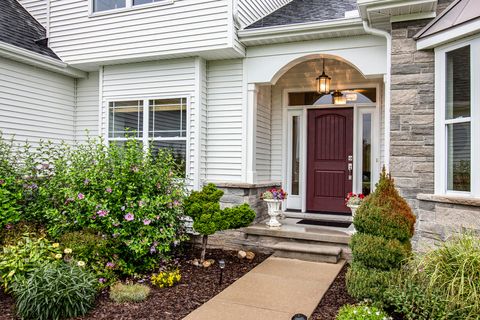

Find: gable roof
[246,0,358,29]
[415,0,480,39]
[0,0,59,60]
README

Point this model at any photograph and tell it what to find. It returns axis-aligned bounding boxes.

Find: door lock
[348,163,353,181]
[348,155,353,161]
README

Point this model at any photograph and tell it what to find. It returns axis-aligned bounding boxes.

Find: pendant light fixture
[316,59,331,94]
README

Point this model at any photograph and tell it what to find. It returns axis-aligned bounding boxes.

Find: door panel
[307,108,353,213]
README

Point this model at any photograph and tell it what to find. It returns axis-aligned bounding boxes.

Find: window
[93,0,126,12]
[93,0,171,13]
[436,39,480,197]
[108,98,187,173]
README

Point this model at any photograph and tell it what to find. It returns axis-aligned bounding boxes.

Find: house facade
[1,0,479,250]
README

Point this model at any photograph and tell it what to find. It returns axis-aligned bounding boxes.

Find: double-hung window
[108,98,187,173]
[93,0,171,13]
[435,38,480,197]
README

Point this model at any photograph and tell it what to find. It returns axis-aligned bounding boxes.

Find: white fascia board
[238,18,364,45]
[358,0,437,22]
[0,42,87,78]
[417,19,480,50]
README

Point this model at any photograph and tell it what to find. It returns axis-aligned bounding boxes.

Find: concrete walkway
[183,257,345,320]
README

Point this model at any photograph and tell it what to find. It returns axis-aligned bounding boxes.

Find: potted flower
[262,188,287,228]
[345,192,365,217]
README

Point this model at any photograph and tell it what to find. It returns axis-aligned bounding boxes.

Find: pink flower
[105,187,112,193]
[98,278,106,284]
[97,210,108,217]
[0,179,5,185]
[143,219,151,226]
[77,193,85,200]
[106,262,115,269]
[124,213,134,221]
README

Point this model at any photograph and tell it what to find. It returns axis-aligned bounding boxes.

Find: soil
[310,265,357,320]
[0,249,268,320]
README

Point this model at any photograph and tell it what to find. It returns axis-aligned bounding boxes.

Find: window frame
[435,36,480,198]
[106,96,190,175]
[90,0,174,16]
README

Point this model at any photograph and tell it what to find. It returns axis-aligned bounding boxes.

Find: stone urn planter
[347,204,360,218]
[264,199,283,228]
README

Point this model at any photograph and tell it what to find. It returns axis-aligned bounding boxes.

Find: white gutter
[362,20,391,171]
[238,18,364,44]
[0,42,86,78]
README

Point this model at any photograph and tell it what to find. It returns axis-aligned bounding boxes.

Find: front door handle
[348,163,353,180]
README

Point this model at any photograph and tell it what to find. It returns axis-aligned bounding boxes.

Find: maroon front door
[307,108,353,213]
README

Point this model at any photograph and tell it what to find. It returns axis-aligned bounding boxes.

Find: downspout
[362,20,392,171]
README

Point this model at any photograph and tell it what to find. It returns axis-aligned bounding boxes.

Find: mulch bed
[310,264,357,320]
[0,249,268,320]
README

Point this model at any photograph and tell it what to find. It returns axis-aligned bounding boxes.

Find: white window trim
[89,0,174,17]
[434,36,480,198]
[106,96,190,178]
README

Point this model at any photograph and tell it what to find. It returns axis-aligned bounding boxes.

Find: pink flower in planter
[77,193,85,200]
[143,219,151,226]
[97,210,108,217]
[124,213,134,221]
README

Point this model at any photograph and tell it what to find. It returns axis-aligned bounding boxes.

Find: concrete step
[272,242,342,264]
[284,211,352,223]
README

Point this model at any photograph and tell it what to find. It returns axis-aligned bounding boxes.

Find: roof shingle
[0,0,59,60]
[246,0,358,29]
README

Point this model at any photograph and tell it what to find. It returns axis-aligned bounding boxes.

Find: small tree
[346,168,416,304]
[183,184,256,262]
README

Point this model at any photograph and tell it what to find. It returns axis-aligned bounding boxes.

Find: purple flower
[121,206,126,211]
[105,187,112,193]
[65,197,74,204]
[143,219,151,226]
[5,223,12,230]
[150,246,157,254]
[0,179,5,185]
[98,278,106,284]
[84,179,90,185]
[106,262,115,269]
[173,200,180,207]
[138,200,145,207]
[124,213,134,221]
[77,193,85,200]
[97,210,108,217]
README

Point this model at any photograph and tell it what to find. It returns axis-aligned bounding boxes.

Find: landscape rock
[237,250,247,259]
[245,251,255,261]
[202,260,212,268]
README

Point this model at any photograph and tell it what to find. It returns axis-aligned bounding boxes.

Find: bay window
[108,98,187,173]
[435,38,480,197]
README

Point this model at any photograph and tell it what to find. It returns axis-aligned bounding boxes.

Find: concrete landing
[183,257,345,320]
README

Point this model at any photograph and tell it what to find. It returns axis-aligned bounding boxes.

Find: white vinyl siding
[18,0,47,27]
[75,72,100,141]
[236,0,292,28]
[0,57,75,146]
[256,85,272,182]
[101,58,197,186]
[206,59,244,182]
[48,0,233,65]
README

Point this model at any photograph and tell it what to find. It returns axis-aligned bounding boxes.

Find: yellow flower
[52,243,60,248]
[64,248,72,254]
[77,261,86,267]
[55,253,63,259]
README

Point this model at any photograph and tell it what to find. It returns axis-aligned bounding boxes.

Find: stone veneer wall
[390,0,480,250]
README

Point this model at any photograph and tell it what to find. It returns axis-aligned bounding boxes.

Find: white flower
[376,311,381,316]
[64,248,72,254]
[77,261,86,267]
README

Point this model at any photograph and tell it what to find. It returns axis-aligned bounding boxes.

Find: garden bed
[311,264,357,320]
[0,249,268,320]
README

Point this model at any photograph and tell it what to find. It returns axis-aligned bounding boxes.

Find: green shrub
[60,230,118,285]
[347,169,415,303]
[0,233,61,291]
[346,262,397,304]
[184,184,256,261]
[386,233,480,320]
[336,304,390,320]
[13,262,97,320]
[350,233,411,270]
[109,282,150,303]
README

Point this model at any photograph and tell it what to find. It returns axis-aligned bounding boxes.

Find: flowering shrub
[151,269,181,288]
[0,136,186,276]
[262,188,287,200]
[336,304,391,320]
[345,192,365,206]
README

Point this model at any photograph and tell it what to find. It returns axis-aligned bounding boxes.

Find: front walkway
[183,257,345,320]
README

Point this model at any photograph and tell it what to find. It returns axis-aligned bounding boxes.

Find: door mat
[297,219,352,228]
